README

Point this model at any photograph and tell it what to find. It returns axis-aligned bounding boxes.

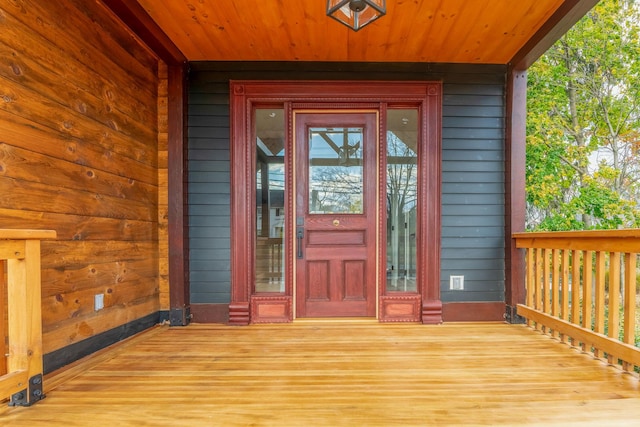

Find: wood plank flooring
[1,322,639,426]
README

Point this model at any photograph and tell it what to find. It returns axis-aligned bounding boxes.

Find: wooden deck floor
[1,322,639,426]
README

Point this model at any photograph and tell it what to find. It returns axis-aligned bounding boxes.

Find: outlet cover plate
[94,293,104,311]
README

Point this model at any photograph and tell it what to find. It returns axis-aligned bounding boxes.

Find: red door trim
[229,81,442,325]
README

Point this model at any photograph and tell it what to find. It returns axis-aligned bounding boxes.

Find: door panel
[295,112,377,318]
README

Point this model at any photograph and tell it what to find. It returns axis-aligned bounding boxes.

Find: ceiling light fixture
[326,0,386,31]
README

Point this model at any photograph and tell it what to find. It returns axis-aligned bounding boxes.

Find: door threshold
[294,317,378,324]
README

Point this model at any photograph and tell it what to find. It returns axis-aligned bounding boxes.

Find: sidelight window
[386,109,418,292]
[255,108,286,293]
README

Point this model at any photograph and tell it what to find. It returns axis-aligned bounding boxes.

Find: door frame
[229,81,442,325]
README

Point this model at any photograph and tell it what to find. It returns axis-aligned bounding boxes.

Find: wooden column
[504,68,527,323]
[228,83,251,325]
[420,83,443,324]
[506,0,599,323]
[168,62,191,326]
[0,261,5,377]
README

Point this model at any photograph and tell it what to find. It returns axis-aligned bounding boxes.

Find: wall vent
[449,275,464,291]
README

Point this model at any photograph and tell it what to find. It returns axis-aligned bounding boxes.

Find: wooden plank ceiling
[132,0,567,64]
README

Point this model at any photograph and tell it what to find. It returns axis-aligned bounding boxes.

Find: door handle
[296,227,304,259]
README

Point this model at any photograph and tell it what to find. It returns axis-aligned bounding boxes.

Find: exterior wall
[0,0,161,368]
[441,79,506,302]
[188,62,506,312]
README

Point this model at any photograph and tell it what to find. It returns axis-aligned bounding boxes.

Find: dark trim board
[191,303,229,323]
[43,312,160,374]
[100,0,186,64]
[442,302,505,322]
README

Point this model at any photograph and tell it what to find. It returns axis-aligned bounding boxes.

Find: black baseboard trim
[159,310,170,323]
[43,311,160,374]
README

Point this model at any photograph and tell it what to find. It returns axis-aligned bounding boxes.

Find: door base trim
[380,294,421,322]
[250,296,292,323]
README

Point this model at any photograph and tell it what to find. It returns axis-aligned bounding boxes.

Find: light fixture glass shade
[327,0,386,31]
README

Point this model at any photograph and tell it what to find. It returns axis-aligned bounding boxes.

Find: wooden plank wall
[0,0,161,356]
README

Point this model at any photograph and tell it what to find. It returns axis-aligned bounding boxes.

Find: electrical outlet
[450,275,464,291]
[94,293,104,311]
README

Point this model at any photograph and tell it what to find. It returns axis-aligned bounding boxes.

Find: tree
[526,0,640,230]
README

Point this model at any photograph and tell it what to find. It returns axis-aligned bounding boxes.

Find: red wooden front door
[294,111,378,317]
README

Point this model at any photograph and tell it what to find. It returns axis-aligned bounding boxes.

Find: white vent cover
[450,275,464,291]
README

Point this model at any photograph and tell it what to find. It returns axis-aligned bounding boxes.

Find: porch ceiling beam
[100,0,186,64]
[509,0,599,71]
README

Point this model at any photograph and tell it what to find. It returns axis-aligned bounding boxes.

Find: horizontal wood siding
[442,75,506,303]
[189,79,231,304]
[188,62,506,305]
[0,0,160,354]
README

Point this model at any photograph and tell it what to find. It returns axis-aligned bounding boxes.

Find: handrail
[514,230,639,375]
[0,229,56,406]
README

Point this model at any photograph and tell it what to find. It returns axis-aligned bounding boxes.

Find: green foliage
[527,0,640,231]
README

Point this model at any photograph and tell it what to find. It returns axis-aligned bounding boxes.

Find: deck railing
[0,229,56,406]
[514,230,640,375]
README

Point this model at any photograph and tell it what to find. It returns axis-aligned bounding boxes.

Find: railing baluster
[543,248,552,333]
[571,250,581,346]
[582,250,593,352]
[608,252,621,364]
[594,251,606,358]
[526,248,535,328]
[535,248,543,330]
[552,248,561,338]
[623,253,637,372]
[561,249,570,343]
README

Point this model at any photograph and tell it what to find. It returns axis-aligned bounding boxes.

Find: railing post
[0,229,55,407]
[7,240,44,406]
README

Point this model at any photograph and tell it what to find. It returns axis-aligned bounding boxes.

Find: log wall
[0,0,161,355]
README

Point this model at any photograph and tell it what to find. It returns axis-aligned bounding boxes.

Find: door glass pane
[386,110,418,292]
[255,108,285,293]
[308,127,363,214]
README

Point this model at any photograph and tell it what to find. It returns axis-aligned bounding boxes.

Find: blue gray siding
[189,81,231,303]
[187,62,505,305]
[441,81,505,302]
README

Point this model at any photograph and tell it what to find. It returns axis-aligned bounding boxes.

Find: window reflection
[386,110,418,292]
[255,108,285,293]
[308,127,364,214]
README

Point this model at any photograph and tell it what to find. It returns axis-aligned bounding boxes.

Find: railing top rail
[513,229,640,240]
[513,229,640,252]
[0,229,57,240]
